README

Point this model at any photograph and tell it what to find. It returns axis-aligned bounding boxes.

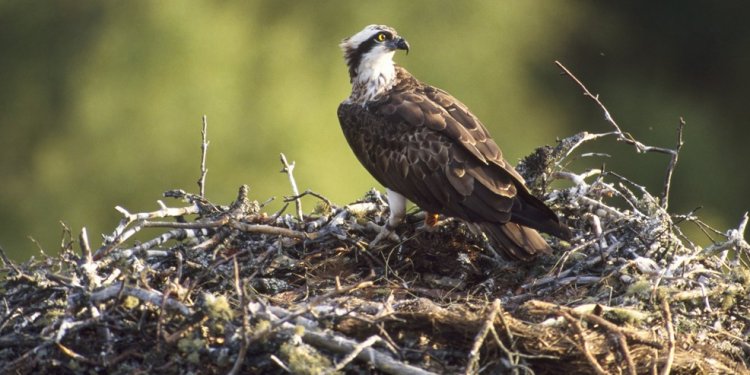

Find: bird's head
[340,25,410,83]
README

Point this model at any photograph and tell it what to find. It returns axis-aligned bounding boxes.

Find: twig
[0,246,24,276]
[78,227,102,289]
[119,227,211,254]
[671,284,742,303]
[617,333,637,375]
[576,195,629,220]
[142,220,227,230]
[230,221,317,241]
[494,302,518,355]
[661,118,685,210]
[555,61,678,156]
[699,212,750,257]
[526,242,619,292]
[270,278,373,329]
[739,211,749,240]
[163,189,216,211]
[651,348,659,375]
[57,342,96,364]
[85,282,193,316]
[555,60,621,132]
[553,168,603,187]
[270,354,292,372]
[2,341,54,373]
[79,227,92,263]
[546,225,630,281]
[155,282,172,351]
[284,189,335,211]
[198,115,209,198]
[252,302,436,375]
[228,257,249,375]
[526,301,663,349]
[660,299,675,375]
[304,325,434,375]
[330,335,382,373]
[59,221,73,253]
[488,327,527,372]
[280,153,303,220]
[561,311,607,375]
[555,131,618,165]
[464,299,502,375]
[95,203,200,259]
[584,212,606,249]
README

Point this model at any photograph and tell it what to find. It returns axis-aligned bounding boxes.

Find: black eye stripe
[345,32,389,77]
[344,30,396,79]
[355,37,378,55]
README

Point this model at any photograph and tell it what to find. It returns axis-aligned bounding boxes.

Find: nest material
[1,132,749,374]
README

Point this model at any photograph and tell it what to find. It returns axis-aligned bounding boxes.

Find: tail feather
[480,222,552,261]
[512,189,573,241]
[511,211,572,241]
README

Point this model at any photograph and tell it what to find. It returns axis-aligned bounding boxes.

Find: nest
[1,64,749,374]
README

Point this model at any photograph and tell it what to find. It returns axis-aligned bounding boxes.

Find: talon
[367,189,406,248]
[369,223,400,248]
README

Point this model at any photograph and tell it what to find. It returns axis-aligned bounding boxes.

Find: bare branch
[230,221,316,241]
[464,299,502,375]
[661,118,685,210]
[87,282,193,316]
[280,153,303,221]
[330,335,382,373]
[228,257,250,375]
[555,61,678,156]
[660,299,675,375]
[561,311,607,375]
[252,302,437,375]
[198,115,209,198]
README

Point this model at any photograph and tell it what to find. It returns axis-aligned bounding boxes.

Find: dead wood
[1,64,749,374]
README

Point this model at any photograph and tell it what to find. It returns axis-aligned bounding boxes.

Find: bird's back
[338,27,570,259]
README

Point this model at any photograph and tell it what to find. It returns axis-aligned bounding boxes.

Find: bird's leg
[369,189,405,247]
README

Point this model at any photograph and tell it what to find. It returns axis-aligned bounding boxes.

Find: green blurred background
[1,1,748,260]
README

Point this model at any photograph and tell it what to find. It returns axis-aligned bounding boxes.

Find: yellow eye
[376,33,387,42]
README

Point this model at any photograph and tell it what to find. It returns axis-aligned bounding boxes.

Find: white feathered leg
[369,189,406,247]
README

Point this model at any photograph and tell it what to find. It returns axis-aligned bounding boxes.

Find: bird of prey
[337,25,571,260]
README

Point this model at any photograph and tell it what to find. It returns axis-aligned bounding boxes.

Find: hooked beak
[388,37,410,54]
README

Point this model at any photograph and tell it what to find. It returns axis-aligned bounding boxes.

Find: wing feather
[445,163,474,197]
[337,67,568,241]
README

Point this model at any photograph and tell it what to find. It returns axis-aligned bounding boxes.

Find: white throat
[351,48,397,104]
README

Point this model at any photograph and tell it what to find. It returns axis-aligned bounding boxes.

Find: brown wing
[421,85,527,184]
[338,99,486,219]
[337,69,570,240]
[418,84,571,239]
[479,222,553,260]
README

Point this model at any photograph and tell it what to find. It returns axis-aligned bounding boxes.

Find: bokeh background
[1,1,748,260]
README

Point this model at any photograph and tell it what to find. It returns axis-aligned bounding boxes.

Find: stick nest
[2,140,748,374]
[1,65,749,374]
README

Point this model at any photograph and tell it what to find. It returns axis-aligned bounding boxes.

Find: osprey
[337,25,571,260]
